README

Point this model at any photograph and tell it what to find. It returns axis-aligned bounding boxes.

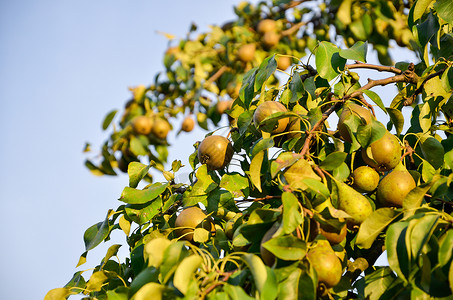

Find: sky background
[0,1,417,299]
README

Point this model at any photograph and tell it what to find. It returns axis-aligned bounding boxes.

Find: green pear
[377,163,416,207]
[362,131,401,172]
[334,179,373,225]
[307,240,343,288]
[351,166,380,193]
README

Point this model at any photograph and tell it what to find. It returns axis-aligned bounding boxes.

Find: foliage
[48,0,453,299]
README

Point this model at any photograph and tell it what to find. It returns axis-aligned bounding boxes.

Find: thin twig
[346,62,403,75]
[403,68,446,106]
[204,66,230,87]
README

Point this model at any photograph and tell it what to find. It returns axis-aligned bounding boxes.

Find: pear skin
[377,164,416,207]
[307,240,343,288]
[334,179,373,225]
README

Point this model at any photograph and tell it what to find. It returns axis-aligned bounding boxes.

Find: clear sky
[0,1,419,299]
[0,1,246,299]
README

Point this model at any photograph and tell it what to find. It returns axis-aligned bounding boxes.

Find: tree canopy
[47,0,453,299]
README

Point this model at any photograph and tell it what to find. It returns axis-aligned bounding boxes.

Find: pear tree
[47,0,453,299]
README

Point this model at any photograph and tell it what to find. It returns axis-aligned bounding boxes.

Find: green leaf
[255,55,277,92]
[315,41,346,81]
[387,107,405,135]
[262,235,306,261]
[356,208,401,249]
[319,151,348,171]
[84,211,112,251]
[223,284,254,300]
[220,173,249,198]
[386,221,410,281]
[103,244,122,265]
[128,162,151,188]
[270,152,301,178]
[339,41,368,62]
[144,238,172,268]
[441,65,453,92]
[282,192,303,234]
[125,197,163,225]
[132,282,165,300]
[439,229,453,267]
[284,158,321,191]
[129,268,159,296]
[242,254,278,300]
[252,138,274,157]
[363,90,386,113]
[403,180,434,211]
[356,120,386,148]
[44,288,72,300]
[240,68,258,108]
[288,72,305,103]
[420,136,444,169]
[64,271,86,290]
[102,109,117,130]
[250,150,264,192]
[173,255,203,295]
[408,214,439,261]
[193,228,210,243]
[434,0,453,23]
[120,183,169,204]
[419,101,432,133]
[337,0,352,25]
[106,289,129,300]
[413,0,435,21]
[130,135,148,156]
[364,267,398,300]
[86,271,108,292]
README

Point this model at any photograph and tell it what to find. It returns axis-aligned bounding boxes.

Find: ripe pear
[175,207,213,242]
[351,166,380,193]
[377,165,416,207]
[362,131,401,172]
[277,56,292,70]
[334,179,373,225]
[262,31,280,48]
[237,44,256,63]
[337,103,373,143]
[307,240,343,288]
[319,221,347,245]
[257,19,277,33]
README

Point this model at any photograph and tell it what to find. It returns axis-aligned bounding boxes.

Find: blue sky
[0,1,244,298]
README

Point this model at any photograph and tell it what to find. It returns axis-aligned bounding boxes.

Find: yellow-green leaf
[132,282,165,300]
[173,255,203,295]
[250,150,264,192]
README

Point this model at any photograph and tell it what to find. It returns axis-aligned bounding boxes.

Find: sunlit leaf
[102,109,117,130]
[128,162,151,188]
[120,183,169,204]
[339,41,367,62]
[250,150,264,192]
[173,255,203,295]
[262,235,306,260]
[282,192,303,234]
[356,208,401,249]
[315,41,346,81]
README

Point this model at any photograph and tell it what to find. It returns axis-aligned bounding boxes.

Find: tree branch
[403,68,446,106]
[346,62,403,75]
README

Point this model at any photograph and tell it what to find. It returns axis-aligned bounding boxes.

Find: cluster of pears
[237,19,291,70]
[259,219,345,291]
[131,115,171,140]
[252,100,304,142]
[337,102,416,208]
